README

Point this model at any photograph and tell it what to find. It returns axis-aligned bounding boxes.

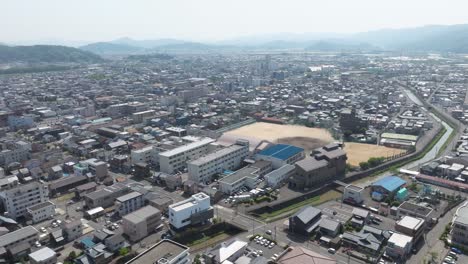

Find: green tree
[119,247,130,256]
[68,251,77,260]
[359,161,369,170]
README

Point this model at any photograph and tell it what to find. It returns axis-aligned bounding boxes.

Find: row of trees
[359,157,386,170]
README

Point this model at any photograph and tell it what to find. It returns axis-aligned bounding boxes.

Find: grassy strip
[259,190,340,221]
[187,232,230,247]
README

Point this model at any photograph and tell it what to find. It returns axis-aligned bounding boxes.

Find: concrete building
[84,183,130,209]
[290,143,347,190]
[0,181,49,220]
[115,191,144,217]
[123,205,161,242]
[80,158,108,180]
[255,144,305,169]
[169,192,213,230]
[452,202,468,246]
[125,239,189,264]
[131,145,159,166]
[395,216,425,243]
[188,140,249,184]
[343,184,364,205]
[386,233,413,260]
[27,201,56,224]
[159,138,215,174]
[218,160,271,194]
[265,164,296,188]
[28,247,57,264]
[62,219,83,242]
[0,140,32,166]
[397,201,434,223]
[0,226,39,260]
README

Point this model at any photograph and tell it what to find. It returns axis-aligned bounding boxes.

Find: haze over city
[3,0,468,44]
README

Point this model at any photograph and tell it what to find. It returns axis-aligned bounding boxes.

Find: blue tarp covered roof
[372,176,406,192]
[258,144,304,161]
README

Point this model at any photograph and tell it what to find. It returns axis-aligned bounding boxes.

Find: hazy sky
[3,0,468,44]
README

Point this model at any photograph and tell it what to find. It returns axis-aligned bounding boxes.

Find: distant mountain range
[77,24,468,55]
[3,24,468,62]
[0,44,103,63]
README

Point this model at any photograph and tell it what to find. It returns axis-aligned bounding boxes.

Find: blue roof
[258,144,304,161]
[80,237,95,248]
[372,176,406,192]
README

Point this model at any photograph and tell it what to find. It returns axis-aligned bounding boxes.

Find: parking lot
[247,235,284,261]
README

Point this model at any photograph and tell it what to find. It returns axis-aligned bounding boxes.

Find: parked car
[451,247,462,254]
[266,230,272,235]
[328,248,336,254]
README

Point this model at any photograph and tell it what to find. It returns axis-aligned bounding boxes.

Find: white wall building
[188,140,249,184]
[27,201,56,224]
[131,145,159,165]
[343,184,365,204]
[115,191,144,217]
[159,138,215,174]
[265,164,296,188]
[385,233,413,260]
[0,181,49,219]
[169,192,213,230]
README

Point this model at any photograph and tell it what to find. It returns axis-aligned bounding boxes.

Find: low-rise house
[28,247,57,264]
[277,246,336,264]
[318,218,341,238]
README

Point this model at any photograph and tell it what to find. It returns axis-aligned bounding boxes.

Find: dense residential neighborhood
[1,40,468,264]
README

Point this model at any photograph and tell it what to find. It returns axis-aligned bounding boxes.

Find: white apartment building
[131,145,159,165]
[27,201,56,223]
[0,181,49,219]
[159,138,215,174]
[115,191,144,217]
[169,192,213,230]
[123,205,161,242]
[188,140,249,184]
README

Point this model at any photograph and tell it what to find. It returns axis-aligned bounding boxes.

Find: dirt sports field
[223,122,334,150]
[221,122,406,166]
[344,142,406,166]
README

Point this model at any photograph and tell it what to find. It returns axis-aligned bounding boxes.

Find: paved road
[215,205,365,264]
[407,205,458,264]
